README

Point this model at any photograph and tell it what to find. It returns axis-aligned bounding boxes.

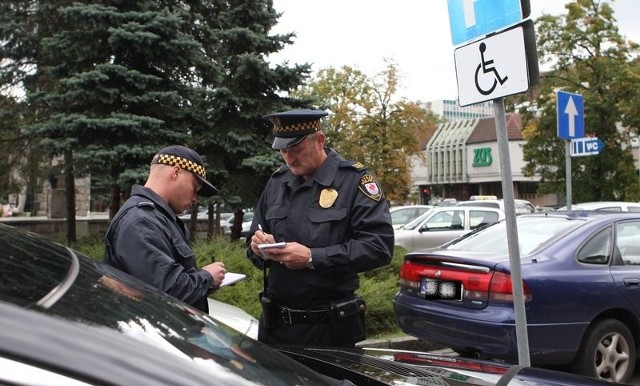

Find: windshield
[402,209,434,230]
[446,216,583,255]
[0,224,337,385]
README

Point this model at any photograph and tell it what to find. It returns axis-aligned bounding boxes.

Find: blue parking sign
[447,0,529,45]
[557,91,584,139]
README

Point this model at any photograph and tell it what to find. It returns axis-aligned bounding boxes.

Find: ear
[171,165,181,180]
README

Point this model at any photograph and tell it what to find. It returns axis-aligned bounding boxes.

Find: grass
[75,235,408,337]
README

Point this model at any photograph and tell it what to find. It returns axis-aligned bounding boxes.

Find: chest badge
[319,188,339,208]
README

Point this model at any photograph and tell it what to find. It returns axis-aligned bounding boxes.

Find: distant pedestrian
[104,145,225,312]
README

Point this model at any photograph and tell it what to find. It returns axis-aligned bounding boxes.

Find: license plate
[420,278,463,301]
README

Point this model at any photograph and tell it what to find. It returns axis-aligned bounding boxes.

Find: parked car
[394,206,504,252]
[558,201,640,212]
[456,198,536,214]
[0,223,623,386]
[394,211,640,383]
[389,205,434,229]
[227,211,254,237]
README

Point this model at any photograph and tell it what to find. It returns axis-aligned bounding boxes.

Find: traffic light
[419,186,430,196]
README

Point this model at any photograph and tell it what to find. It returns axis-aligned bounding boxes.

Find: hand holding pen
[252,224,275,259]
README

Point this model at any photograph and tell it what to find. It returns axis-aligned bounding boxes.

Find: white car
[208,298,258,339]
[456,198,536,215]
[389,205,434,229]
[558,201,640,212]
[394,206,505,252]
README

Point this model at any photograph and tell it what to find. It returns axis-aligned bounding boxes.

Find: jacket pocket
[173,240,196,267]
[306,207,347,245]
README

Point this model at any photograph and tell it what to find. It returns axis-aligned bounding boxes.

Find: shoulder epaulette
[339,160,367,171]
[136,201,155,209]
[272,165,289,177]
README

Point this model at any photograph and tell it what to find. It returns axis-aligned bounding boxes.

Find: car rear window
[446,217,583,255]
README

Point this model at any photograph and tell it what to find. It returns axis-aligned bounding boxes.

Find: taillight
[399,259,531,303]
[489,271,532,302]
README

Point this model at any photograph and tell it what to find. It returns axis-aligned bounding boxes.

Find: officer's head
[263,109,329,180]
[263,109,328,150]
[151,145,218,197]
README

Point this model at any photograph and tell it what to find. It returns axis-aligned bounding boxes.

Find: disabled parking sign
[454,20,537,106]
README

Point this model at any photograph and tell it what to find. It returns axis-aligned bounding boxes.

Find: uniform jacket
[104,185,214,312]
[247,148,394,308]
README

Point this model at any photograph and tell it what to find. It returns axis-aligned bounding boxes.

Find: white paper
[220,272,246,287]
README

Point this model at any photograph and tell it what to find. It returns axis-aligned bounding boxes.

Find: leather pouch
[330,296,366,345]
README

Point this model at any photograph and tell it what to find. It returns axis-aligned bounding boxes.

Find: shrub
[75,235,405,337]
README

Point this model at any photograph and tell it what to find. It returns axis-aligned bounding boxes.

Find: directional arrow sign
[557,91,585,139]
[570,137,605,157]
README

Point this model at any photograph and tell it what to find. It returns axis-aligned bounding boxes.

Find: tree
[519,0,640,202]
[1,0,311,241]
[294,61,439,204]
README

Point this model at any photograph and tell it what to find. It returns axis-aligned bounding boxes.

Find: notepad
[220,272,247,287]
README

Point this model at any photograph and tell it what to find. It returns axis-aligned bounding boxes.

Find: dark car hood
[276,346,629,386]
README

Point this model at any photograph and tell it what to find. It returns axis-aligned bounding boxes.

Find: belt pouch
[330,296,366,345]
[259,291,278,331]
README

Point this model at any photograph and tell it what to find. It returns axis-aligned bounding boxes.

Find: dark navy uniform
[247,148,394,346]
[104,185,215,312]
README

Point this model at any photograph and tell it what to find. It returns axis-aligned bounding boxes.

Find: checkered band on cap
[272,117,322,135]
[152,154,206,178]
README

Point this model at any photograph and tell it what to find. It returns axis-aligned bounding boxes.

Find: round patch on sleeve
[359,174,382,201]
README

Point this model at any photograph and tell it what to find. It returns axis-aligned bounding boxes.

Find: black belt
[279,305,333,325]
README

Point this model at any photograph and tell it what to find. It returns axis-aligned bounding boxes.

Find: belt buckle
[280,306,293,325]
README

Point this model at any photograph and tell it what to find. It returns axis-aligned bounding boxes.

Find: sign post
[556,90,585,210]
[448,0,534,367]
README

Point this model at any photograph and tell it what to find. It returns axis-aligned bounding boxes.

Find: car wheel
[570,318,636,383]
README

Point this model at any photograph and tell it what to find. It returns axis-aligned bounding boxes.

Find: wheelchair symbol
[474,42,508,95]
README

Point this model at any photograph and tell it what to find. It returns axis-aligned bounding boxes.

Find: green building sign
[473,147,493,167]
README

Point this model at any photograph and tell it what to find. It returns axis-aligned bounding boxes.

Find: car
[394,206,504,252]
[227,211,254,237]
[456,198,536,214]
[558,201,640,212]
[0,223,624,386]
[389,205,434,229]
[394,211,640,383]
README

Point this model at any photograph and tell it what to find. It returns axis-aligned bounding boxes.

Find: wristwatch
[306,248,315,270]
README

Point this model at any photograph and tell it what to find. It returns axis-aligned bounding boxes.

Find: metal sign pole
[565,140,572,210]
[493,97,531,366]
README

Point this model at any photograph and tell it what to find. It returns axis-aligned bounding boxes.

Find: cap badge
[319,188,339,208]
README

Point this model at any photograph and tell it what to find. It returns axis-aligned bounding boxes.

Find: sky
[268,0,640,102]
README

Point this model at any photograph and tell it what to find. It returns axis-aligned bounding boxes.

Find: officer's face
[280,133,325,180]
[171,168,200,213]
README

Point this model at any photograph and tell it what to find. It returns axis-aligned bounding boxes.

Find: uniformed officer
[104,145,225,313]
[247,109,394,347]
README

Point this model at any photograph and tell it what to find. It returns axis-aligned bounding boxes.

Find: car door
[610,220,640,314]
[413,209,467,250]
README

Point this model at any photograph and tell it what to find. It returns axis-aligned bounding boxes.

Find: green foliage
[0,0,311,231]
[519,0,640,202]
[294,61,439,205]
[75,235,405,337]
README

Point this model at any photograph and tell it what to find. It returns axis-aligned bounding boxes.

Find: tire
[570,318,636,383]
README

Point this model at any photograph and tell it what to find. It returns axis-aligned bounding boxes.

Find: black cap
[263,109,328,150]
[151,145,218,197]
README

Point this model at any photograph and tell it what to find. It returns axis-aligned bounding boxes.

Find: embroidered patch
[358,174,382,201]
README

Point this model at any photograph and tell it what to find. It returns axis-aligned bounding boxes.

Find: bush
[75,235,406,337]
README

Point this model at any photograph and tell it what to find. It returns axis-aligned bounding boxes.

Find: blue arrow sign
[557,91,585,139]
[570,137,605,157]
[447,0,529,46]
